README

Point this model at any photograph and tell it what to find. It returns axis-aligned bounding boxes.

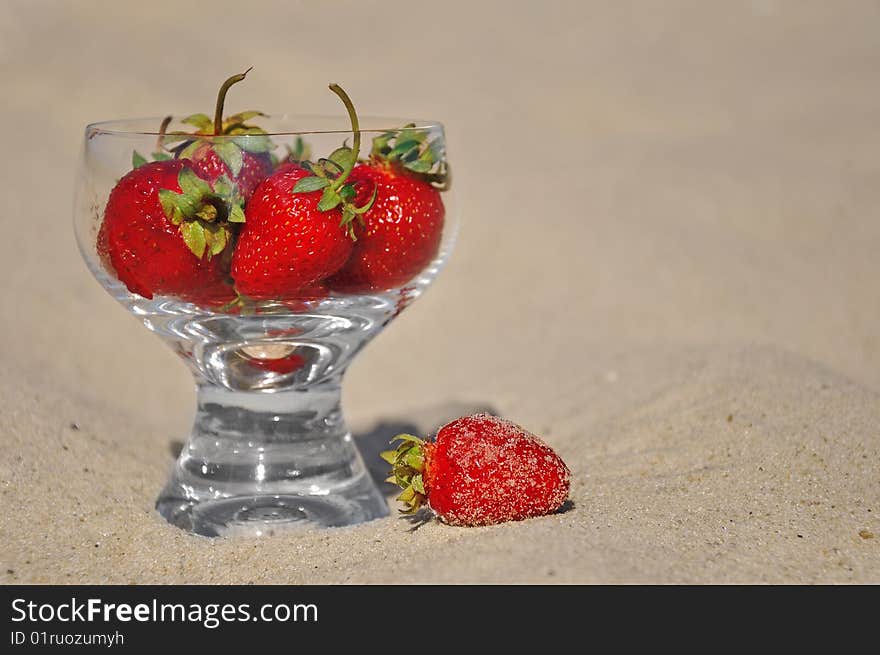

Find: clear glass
[74,115,457,536]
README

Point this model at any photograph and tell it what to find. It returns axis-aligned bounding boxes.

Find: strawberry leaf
[213,141,243,177]
[158,189,180,222]
[132,151,147,169]
[404,451,425,471]
[178,168,213,199]
[391,434,424,446]
[182,113,213,131]
[339,184,356,202]
[170,205,185,225]
[161,132,192,146]
[387,139,421,161]
[160,187,198,220]
[212,175,234,199]
[228,204,246,223]
[317,158,344,177]
[202,223,216,252]
[292,176,331,193]
[395,126,425,145]
[339,206,358,240]
[371,132,394,156]
[202,222,228,256]
[404,160,432,173]
[194,203,218,222]
[179,140,202,161]
[212,227,228,255]
[303,160,332,179]
[180,221,207,258]
[224,110,265,125]
[289,136,311,161]
[352,183,377,214]
[372,125,447,185]
[328,146,355,171]
[317,187,342,211]
[151,151,171,162]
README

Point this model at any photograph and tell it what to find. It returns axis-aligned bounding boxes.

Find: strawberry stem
[156,115,172,151]
[327,83,360,189]
[214,68,253,135]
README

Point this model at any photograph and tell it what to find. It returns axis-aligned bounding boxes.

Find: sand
[1,1,878,583]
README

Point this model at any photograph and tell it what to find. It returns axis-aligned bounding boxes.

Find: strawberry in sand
[382,414,571,526]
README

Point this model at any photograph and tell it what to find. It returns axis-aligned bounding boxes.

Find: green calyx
[290,83,377,240]
[272,135,313,169]
[159,69,274,177]
[371,123,450,189]
[130,117,175,169]
[380,434,428,514]
[131,149,172,169]
[158,168,245,259]
[285,136,312,163]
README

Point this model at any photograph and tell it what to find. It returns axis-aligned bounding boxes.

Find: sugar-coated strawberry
[327,161,445,292]
[231,84,376,300]
[230,165,353,298]
[383,414,571,526]
[97,159,236,304]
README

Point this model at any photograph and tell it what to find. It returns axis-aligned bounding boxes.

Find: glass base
[92,275,432,536]
[156,382,389,537]
[158,487,387,537]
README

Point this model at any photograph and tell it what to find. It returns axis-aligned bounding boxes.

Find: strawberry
[327,127,448,293]
[189,144,272,201]
[382,414,571,526]
[231,84,375,300]
[161,69,273,202]
[97,159,238,304]
[230,165,354,298]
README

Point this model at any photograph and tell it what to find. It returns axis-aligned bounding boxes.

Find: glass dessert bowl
[73,83,456,536]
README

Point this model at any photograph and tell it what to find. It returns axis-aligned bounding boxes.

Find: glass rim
[86,115,443,138]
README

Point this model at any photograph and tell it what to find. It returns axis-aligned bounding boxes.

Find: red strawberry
[383,414,571,526]
[190,143,272,200]
[98,159,236,304]
[231,84,376,300]
[327,163,444,292]
[230,165,354,299]
[327,126,448,293]
[162,69,273,202]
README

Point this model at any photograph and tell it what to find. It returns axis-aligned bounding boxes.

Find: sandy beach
[1,1,878,583]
